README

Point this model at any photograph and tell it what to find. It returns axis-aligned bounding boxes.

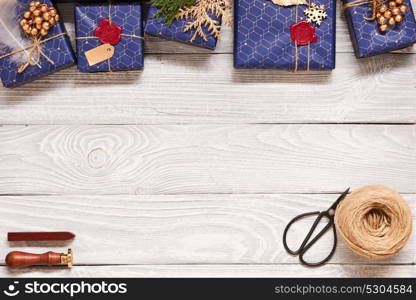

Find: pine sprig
[151,0,198,24]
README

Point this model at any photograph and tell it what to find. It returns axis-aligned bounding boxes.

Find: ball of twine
[335,185,412,259]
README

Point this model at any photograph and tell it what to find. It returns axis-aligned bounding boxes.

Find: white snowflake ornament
[304,3,328,26]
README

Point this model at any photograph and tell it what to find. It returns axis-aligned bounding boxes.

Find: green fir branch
[151,0,198,24]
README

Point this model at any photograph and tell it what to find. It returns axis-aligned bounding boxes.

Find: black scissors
[282,188,350,267]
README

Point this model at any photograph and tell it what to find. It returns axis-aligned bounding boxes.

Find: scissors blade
[328,188,350,211]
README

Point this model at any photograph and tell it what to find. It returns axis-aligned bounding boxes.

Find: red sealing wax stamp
[290,21,318,46]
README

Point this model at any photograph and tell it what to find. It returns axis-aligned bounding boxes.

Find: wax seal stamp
[5,249,73,268]
[290,21,318,46]
[94,19,123,45]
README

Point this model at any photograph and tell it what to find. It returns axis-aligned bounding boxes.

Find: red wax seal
[290,21,317,46]
[94,19,123,45]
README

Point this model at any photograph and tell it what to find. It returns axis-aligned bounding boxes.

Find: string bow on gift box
[0,0,67,73]
[342,0,409,32]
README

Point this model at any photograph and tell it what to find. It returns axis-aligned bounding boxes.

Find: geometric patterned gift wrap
[0,0,75,88]
[234,0,336,70]
[145,5,220,50]
[75,2,144,72]
[342,0,416,58]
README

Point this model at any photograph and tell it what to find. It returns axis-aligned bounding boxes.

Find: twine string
[335,185,412,259]
[108,0,112,69]
[294,4,299,72]
[0,33,67,73]
[293,2,312,72]
[342,0,385,21]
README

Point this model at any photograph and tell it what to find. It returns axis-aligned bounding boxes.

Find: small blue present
[75,1,144,72]
[342,0,416,58]
[234,0,336,70]
[145,5,220,50]
[0,0,75,88]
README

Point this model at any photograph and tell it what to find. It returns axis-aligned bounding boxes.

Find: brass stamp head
[61,249,73,268]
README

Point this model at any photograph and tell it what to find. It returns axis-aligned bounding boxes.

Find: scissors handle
[282,211,337,267]
[283,211,320,255]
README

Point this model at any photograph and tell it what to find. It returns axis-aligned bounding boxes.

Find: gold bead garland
[335,185,412,260]
[375,0,408,32]
[20,1,60,38]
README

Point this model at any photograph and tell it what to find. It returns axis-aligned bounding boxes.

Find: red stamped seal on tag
[290,21,317,46]
[94,19,123,45]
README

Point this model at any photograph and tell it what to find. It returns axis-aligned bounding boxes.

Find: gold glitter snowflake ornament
[304,3,327,26]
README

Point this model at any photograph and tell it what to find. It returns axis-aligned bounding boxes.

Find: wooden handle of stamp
[6,251,64,268]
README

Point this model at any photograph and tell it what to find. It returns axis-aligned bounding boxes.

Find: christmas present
[342,0,416,58]
[145,0,232,50]
[75,1,144,72]
[234,0,336,70]
[0,0,75,88]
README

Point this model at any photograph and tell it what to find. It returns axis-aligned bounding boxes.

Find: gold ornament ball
[36,23,42,30]
[29,1,36,6]
[20,19,27,26]
[376,12,382,18]
[23,11,32,19]
[384,10,392,18]
[388,1,397,8]
[377,16,387,24]
[395,0,404,4]
[388,17,396,25]
[392,7,400,15]
[49,9,57,17]
[34,1,41,7]
[31,28,38,36]
[33,9,41,16]
[40,29,48,36]
[54,14,60,22]
[43,12,50,20]
[42,22,50,30]
[379,24,389,32]
[395,14,403,22]
[22,24,30,31]
[35,16,43,24]
[41,5,48,13]
[379,5,388,13]
[399,4,408,13]
[29,5,36,12]
[49,17,56,25]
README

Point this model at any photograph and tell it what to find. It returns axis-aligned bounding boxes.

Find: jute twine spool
[335,185,412,259]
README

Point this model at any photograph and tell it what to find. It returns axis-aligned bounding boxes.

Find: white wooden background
[0,2,415,278]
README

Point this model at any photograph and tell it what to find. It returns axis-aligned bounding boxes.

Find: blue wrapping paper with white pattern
[342,0,416,58]
[75,2,144,72]
[234,0,336,70]
[0,0,75,88]
[145,5,220,50]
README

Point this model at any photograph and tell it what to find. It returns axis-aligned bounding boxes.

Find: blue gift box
[234,0,336,70]
[75,2,144,72]
[342,0,416,58]
[0,0,75,88]
[145,5,220,50]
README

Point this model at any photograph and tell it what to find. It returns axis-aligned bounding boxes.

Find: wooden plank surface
[0,125,414,195]
[0,194,414,265]
[1,265,415,278]
[0,2,415,279]
[1,54,415,125]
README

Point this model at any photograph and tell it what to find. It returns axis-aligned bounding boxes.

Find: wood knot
[87,148,108,169]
